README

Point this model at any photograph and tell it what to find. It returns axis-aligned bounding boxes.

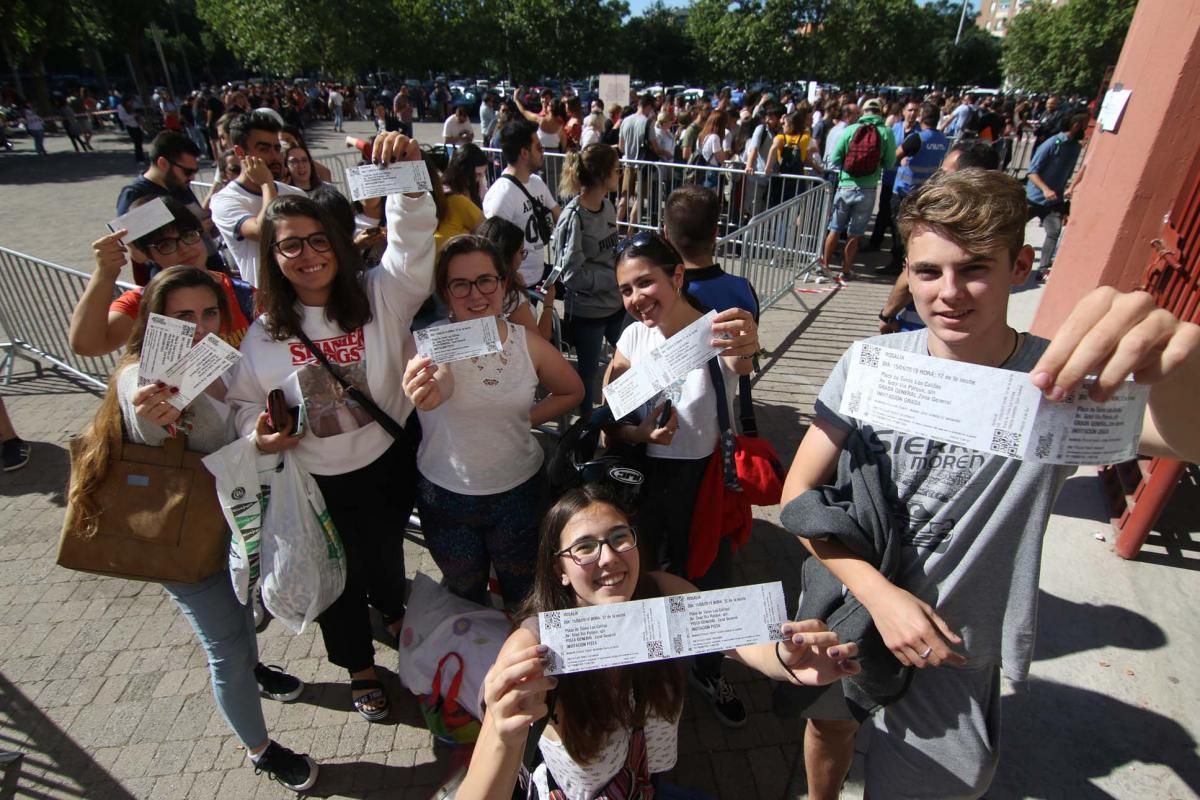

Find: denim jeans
[163,571,268,749]
[333,106,343,131]
[563,309,628,416]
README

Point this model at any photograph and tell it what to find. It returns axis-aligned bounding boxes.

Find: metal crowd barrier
[0,247,134,389]
[715,178,833,311]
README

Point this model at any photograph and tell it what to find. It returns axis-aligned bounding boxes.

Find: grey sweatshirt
[553,196,623,319]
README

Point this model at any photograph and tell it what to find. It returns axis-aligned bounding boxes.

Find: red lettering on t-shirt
[290,329,365,366]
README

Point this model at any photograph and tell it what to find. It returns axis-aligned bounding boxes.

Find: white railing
[0,247,135,389]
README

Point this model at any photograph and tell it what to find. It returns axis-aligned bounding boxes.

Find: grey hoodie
[553,195,623,319]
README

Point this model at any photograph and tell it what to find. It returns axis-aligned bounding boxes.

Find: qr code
[768,625,787,641]
[646,641,665,659]
[847,390,863,416]
[990,428,1023,458]
[858,345,881,368]
[668,597,686,614]
[672,634,683,653]
[1034,432,1054,460]
[543,611,561,630]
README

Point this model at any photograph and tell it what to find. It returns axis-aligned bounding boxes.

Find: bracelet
[775,641,805,686]
[878,312,896,323]
[738,353,755,361]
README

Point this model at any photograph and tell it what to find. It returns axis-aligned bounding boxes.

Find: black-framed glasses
[272,233,333,259]
[447,274,501,299]
[167,158,199,178]
[148,229,202,255]
[556,526,638,566]
[614,231,682,266]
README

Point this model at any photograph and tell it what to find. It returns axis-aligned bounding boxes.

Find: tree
[813,0,915,87]
[623,2,695,84]
[496,0,628,82]
[1003,0,1136,94]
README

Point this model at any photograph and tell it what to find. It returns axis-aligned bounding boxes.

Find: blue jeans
[564,309,628,416]
[332,106,343,130]
[29,129,46,155]
[163,571,268,749]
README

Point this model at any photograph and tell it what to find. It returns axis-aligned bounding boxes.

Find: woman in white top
[580,111,604,149]
[402,235,583,607]
[515,88,565,152]
[697,110,730,189]
[225,132,434,723]
[456,485,860,800]
[605,232,761,726]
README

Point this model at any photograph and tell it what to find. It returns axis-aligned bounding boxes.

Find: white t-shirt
[701,133,723,167]
[615,321,738,460]
[329,90,344,109]
[209,180,306,287]
[416,321,543,495]
[580,125,602,149]
[442,114,474,142]
[482,172,557,287]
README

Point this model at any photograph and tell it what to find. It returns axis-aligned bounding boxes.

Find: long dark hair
[67,267,228,537]
[257,194,371,340]
[615,232,706,313]
[514,485,685,764]
[443,143,489,208]
[473,218,526,307]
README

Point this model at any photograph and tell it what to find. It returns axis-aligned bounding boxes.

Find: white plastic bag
[260,453,347,634]
[397,573,511,719]
[202,434,279,605]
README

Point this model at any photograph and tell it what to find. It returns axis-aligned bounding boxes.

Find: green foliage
[1003,0,1136,94]
[623,2,695,84]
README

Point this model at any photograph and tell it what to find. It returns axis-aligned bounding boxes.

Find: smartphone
[656,399,674,428]
[266,389,298,436]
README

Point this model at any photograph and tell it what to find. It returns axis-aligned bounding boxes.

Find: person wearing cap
[821,98,896,282]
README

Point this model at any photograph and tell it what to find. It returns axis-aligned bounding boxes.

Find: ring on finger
[919,646,933,659]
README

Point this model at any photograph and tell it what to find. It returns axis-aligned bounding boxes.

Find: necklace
[999,328,1021,367]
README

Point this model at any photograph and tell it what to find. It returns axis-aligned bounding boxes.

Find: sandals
[350,679,389,722]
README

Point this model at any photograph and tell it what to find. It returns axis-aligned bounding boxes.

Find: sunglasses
[613,231,683,266]
[167,159,199,178]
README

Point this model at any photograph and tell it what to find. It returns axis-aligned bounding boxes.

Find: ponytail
[558,143,620,202]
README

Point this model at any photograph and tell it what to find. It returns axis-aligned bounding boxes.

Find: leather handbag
[58,430,228,584]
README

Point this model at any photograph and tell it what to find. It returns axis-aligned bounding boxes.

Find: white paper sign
[603,310,722,420]
[108,197,174,242]
[599,74,631,111]
[839,342,1149,465]
[139,313,195,386]
[539,582,788,675]
[159,333,243,410]
[414,316,503,364]
[344,161,434,202]
[1097,88,1132,133]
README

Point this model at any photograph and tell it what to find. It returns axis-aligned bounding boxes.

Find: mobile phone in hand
[266,388,297,436]
[656,399,673,428]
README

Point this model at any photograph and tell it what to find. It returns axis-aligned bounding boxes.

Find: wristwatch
[878,312,897,323]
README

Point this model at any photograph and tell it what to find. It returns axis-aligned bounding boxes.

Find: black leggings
[312,441,415,673]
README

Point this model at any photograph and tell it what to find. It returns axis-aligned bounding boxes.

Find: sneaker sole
[259,683,304,703]
[283,756,318,792]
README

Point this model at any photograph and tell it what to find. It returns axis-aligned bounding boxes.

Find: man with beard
[210,112,305,286]
[1025,112,1088,280]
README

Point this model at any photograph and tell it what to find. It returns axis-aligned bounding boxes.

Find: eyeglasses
[447,274,501,299]
[556,526,638,566]
[613,231,682,266]
[148,229,202,255]
[167,159,199,178]
[286,157,310,167]
[272,233,333,259]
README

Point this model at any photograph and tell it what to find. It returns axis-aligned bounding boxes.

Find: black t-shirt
[116,176,201,216]
[206,97,224,129]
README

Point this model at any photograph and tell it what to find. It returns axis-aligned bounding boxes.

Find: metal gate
[1100,145,1200,558]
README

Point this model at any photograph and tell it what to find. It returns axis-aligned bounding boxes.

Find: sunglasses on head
[614,231,683,266]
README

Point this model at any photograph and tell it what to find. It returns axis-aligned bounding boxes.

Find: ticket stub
[108,197,173,242]
[603,310,722,420]
[160,333,243,410]
[344,161,434,202]
[539,582,787,675]
[839,342,1149,465]
[414,316,502,364]
[139,313,195,386]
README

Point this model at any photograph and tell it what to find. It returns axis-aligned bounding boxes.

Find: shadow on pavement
[993,677,1200,798]
[1050,473,1111,524]
[0,671,136,800]
[1033,590,1166,662]
[0,143,143,186]
[0,440,69,506]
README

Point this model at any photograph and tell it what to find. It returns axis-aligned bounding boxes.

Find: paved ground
[1,119,1197,799]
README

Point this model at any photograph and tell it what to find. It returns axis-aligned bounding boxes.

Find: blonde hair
[897,168,1028,259]
[559,143,620,200]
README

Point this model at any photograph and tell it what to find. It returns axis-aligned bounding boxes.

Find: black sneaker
[255,663,303,702]
[253,741,318,792]
[688,665,747,728]
[1,438,30,472]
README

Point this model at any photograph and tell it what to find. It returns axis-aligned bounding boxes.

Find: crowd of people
[24,67,1197,799]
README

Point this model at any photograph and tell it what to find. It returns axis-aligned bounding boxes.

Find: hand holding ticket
[108,197,173,243]
[413,316,502,364]
[603,310,723,420]
[839,342,1149,465]
[344,161,433,202]
[139,313,241,409]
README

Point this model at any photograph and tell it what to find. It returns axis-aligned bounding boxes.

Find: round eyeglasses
[272,233,333,259]
[447,274,500,299]
[556,526,638,566]
[148,229,202,255]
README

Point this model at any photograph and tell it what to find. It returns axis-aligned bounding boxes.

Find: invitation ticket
[139,313,196,386]
[414,316,502,364]
[539,582,787,675]
[603,310,723,420]
[159,333,243,410]
[344,161,434,202]
[839,342,1150,465]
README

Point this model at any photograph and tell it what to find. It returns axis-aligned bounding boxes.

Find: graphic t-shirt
[210,180,306,287]
[109,270,254,348]
[815,329,1073,682]
[482,173,557,287]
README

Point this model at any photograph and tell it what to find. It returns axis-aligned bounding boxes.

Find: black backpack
[778,136,805,174]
